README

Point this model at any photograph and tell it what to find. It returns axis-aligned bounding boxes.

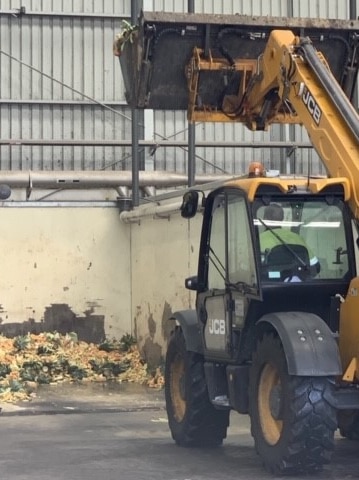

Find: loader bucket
[117,11,359,111]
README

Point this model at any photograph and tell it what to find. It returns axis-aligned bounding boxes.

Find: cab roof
[222,176,350,202]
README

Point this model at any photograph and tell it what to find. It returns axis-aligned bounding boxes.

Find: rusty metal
[187,47,258,122]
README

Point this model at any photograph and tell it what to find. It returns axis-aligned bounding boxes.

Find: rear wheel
[165,326,229,447]
[249,333,337,475]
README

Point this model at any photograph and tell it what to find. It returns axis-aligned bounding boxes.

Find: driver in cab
[259,203,320,281]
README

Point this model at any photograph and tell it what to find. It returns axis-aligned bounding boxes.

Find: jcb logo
[301,86,322,125]
[208,319,226,335]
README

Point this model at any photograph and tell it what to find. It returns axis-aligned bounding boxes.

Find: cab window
[207,191,259,291]
[255,199,350,281]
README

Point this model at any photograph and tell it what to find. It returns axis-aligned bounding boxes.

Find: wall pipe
[0,9,129,19]
[0,100,128,106]
[0,139,313,148]
[120,201,183,223]
[0,171,232,190]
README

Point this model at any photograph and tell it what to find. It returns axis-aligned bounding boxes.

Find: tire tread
[165,327,229,447]
[249,334,337,475]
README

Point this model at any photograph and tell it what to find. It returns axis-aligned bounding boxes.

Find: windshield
[255,199,350,282]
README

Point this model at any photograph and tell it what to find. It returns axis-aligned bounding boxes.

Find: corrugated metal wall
[0,0,132,171]
[293,1,349,18]
[0,0,356,178]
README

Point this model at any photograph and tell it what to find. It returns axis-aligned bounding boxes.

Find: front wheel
[249,333,337,475]
[165,326,229,447]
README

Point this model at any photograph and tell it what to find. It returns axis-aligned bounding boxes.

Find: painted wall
[0,197,200,367]
[0,203,131,343]
[0,0,356,365]
[128,199,202,366]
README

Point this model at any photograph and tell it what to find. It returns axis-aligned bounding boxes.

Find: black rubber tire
[248,333,337,475]
[338,410,359,440]
[165,326,229,447]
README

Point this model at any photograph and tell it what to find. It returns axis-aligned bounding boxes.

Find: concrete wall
[125,197,203,366]
[0,196,202,367]
[0,203,131,343]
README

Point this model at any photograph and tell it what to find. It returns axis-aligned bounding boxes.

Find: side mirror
[185,275,198,291]
[180,191,199,219]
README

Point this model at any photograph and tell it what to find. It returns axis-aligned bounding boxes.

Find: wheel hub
[258,363,283,445]
[170,353,186,422]
[179,375,185,400]
[269,384,283,420]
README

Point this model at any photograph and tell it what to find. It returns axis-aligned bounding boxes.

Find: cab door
[196,188,261,362]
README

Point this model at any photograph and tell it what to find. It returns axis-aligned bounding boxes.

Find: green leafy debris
[13,334,31,351]
[0,331,161,403]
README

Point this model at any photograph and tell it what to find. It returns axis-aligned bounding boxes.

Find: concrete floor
[0,384,357,480]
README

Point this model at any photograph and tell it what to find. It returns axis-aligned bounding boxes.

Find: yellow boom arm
[187,30,359,217]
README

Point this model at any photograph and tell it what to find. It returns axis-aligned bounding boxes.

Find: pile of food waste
[0,332,164,403]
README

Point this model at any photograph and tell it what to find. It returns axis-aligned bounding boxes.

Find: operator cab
[183,185,356,364]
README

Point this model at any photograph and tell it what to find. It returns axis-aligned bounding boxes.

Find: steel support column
[131,0,143,207]
[350,0,358,108]
[188,0,196,187]
[350,0,357,21]
[282,0,296,174]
